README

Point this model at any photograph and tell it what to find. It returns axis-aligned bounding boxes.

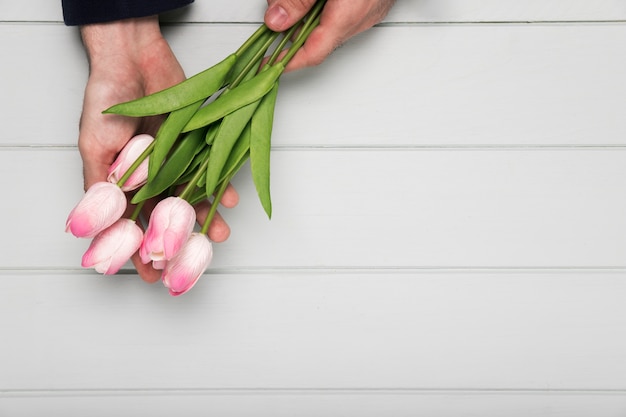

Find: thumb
[264,0,317,32]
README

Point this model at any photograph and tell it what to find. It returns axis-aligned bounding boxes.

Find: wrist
[80,16,163,72]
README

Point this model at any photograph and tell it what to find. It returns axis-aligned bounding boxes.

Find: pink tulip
[162,233,213,296]
[66,182,127,238]
[81,219,143,275]
[108,134,154,191]
[140,197,196,265]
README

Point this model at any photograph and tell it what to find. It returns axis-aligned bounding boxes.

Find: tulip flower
[70,3,333,294]
[162,233,213,296]
[107,134,154,191]
[81,219,144,275]
[66,182,127,238]
[140,197,196,265]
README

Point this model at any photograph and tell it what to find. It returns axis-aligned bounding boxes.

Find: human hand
[264,0,396,71]
[77,16,238,283]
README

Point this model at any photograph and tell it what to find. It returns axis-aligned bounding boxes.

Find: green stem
[116,141,155,189]
[279,0,326,66]
[235,24,270,57]
[303,0,327,28]
[201,176,232,235]
[229,32,281,91]
[188,188,209,206]
[176,27,275,203]
[178,154,210,201]
[129,200,146,222]
[266,23,301,67]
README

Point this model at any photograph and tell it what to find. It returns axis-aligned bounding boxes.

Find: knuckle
[282,0,315,13]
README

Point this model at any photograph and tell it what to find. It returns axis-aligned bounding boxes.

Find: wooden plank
[2,391,626,417]
[2,149,626,269]
[4,0,626,23]
[3,23,626,147]
[2,271,626,390]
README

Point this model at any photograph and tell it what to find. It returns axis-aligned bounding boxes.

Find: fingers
[281,0,350,72]
[283,24,340,71]
[267,0,396,72]
[78,77,141,190]
[219,183,240,209]
[191,183,239,242]
[265,0,317,32]
[264,0,340,71]
[194,201,230,243]
[131,252,162,283]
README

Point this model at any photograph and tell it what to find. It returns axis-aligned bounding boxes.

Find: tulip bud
[107,134,154,191]
[66,182,127,238]
[140,197,196,265]
[81,219,144,275]
[162,233,213,296]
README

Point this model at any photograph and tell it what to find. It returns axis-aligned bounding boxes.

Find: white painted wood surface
[4,149,626,268]
[4,23,626,146]
[2,1,626,415]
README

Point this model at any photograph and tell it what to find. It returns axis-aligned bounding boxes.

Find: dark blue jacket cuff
[62,0,194,26]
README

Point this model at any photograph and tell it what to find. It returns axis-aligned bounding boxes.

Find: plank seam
[2,20,626,25]
[4,388,626,398]
[2,266,626,276]
[4,145,626,151]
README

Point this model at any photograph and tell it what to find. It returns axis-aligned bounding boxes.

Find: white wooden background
[2,1,626,415]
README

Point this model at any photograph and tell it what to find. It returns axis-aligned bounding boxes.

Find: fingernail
[266,5,288,30]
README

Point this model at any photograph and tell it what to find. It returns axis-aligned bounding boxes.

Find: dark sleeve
[62,0,194,26]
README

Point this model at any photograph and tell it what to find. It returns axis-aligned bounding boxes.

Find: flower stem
[279,0,326,66]
[129,200,146,222]
[188,188,209,207]
[235,24,270,57]
[228,31,281,91]
[201,176,232,235]
[116,141,155,189]
[198,1,326,235]
[178,153,210,202]
[266,22,301,67]
[176,26,275,204]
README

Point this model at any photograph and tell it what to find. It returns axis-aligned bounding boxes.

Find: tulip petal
[82,219,144,275]
[141,197,196,263]
[66,182,127,238]
[107,134,154,191]
[162,233,213,296]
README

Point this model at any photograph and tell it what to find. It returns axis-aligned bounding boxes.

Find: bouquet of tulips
[66,1,326,296]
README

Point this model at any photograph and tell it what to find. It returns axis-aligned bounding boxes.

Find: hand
[264,0,396,71]
[78,16,238,283]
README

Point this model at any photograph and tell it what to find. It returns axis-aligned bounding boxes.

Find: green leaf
[204,100,261,197]
[225,30,275,86]
[220,122,251,183]
[250,81,279,219]
[104,54,237,117]
[131,128,206,203]
[177,144,211,186]
[148,100,203,182]
[182,64,283,133]
[205,122,219,145]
